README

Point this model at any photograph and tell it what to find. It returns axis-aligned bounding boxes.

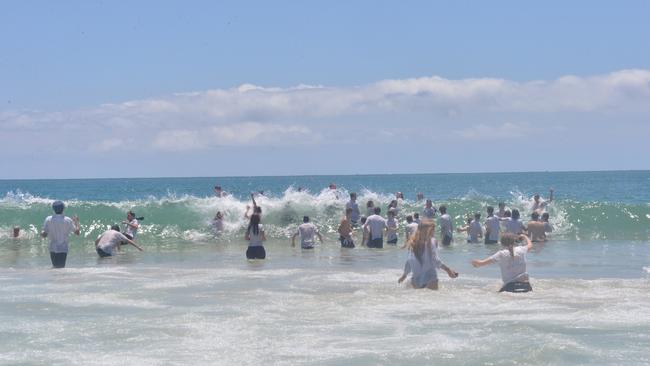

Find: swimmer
[41,201,80,268]
[346,192,361,226]
[366,200,375,217]
[413,212,421,224]
[292,216,323,249]
[338,208,355,248]
[95,225,143,257]
[438,205,453,245]
[542,212,554,235]
[213,185,227,197]
[532,188,554,213]
[404,215,419,243]
[496,202,507,218]
[484,206,500,244]
[363,207,387,248]
[472,233,534,293]
[122,211,140,241]
[245,214,266,259]
[457,213,483,243]
[244,193,262,219]
[386,209,399,245]
[503,209,526,235]
[416,192,425,202]
[526,212,546,242]
[212,211,224,234]
[398,220,458,290]
[422,199,436,219]
[12,226,21,239]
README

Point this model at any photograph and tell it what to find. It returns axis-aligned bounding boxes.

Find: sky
[1,0,649,179]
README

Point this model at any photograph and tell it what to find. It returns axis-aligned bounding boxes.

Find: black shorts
[484,238,498,244]
[500,281,532,293]
[387,238,398,245]
[96,248,112,257]
[367,237,383,248]
[50,252,67,268]
[246,246,266,259]
[339,236,355,248]
[442,234,453,246]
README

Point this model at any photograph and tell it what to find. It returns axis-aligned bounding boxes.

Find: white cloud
[453,122,540,141]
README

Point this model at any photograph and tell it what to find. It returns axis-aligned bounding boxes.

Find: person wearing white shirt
[292,216,323,249]
[438,205,453,246]
[122,211,140,240]
[404,215,419,243]
[532,189,554,213]
[363,207,387,248]
[472,234,534,293]
[467,213,483,243]
[41,201,80,268]
[503,209,526,235]
[95,225,143,257]
[386,209,399,245]
[484,206,500,244]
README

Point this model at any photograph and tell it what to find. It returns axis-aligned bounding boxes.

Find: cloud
[453,122,539,141]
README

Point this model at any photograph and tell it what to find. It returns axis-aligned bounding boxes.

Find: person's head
[216,211,223,219]
[12,226,20,237]
[345,207,353,217]
[406,215,413,223]
[542,212,550,222]
[531,212,540,221]
[413,213,420,220]
[215,185,222,191]
[498,202,505,210]
[367,200,374,208]
[360,216,367,225]
[409,220,436,263]
[127,211,135,220]
[474,212,481,221]
[374,207,381,215]
[500,233,517,257]
[487,206,494,216]
[303,216,310,223]
[350,192,357,200]
[254,206,262,214]
[504,210,511,218]
[396,192,404,199]
[425,199,432,208]
[416,192,424,200]
[329,183,336,190]
[110,224,121,231]
[389,200,397,208]
[534,194,540,203]
[52,200,65,214]
[439,205,447,214]
[511,209,520,221]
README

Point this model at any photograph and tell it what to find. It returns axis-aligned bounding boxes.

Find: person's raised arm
[519,234,533,251]
[472,257,494,268]
[548,188,554,203]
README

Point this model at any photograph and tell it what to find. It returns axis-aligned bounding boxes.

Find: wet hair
[406,215,413,223]
[413,213,420,219]
[127,210,135,217]
[531,212,540,220]
[52,201,65,214]
[367,200,374,208]
[534,194,540,200]
[500,233,517,257]
[408,220,436,264]
[247,214,261,236]
[360,216,367,224]
[504,210,511,218]
[498,202,505,209]
[487,206,494,215]
[303,216,310,223]
[439,205,447,214]
[389,200,397,208]
[374,207,381,215]
[111,224,120,231]
[474,212,481,220]
[350,192,357,199]
[254,206,262,214]
[216,211,223,219]
[511,209,520,221]
[542,212,550,221]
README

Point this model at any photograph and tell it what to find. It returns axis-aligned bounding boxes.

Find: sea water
[0,171,649,365]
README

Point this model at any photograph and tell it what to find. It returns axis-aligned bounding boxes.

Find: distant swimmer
[413,213,421,224]
[41,201,80,268]
[388,199,400,216]
[95,225,143,257]
[338,208,355,248]
[484,206,500,244]
[292,216,324,249]
[416,192,424,202]
[386,209,399,245]
[12,226,21,239]
[366,200,375,217]
[472,233,534,293]
[245,214,266,259]
[542,212,554,236]
[422,199,437,219]
[526,212,546,242]
[363,207,387,248]
[212,211,224,235]
[398,220,458,290]
[122,211,142,241]
[503,209,526,235]
[213,185,228,197]
[404,215,419,243]
[496,202,507,218]
[438,205,453,245]
[532,189,554,213]
[328,182,337,190]
[457,213,483,243]
[346,192,361,226]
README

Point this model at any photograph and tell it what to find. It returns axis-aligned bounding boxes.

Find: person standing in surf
[471,233,534,293]
[503,209,526,235]
[292,216,324,249]
[386,208,399,245]
[484,206,500,244]
[364,207,387,248]
[346,193,361,226]
[245,213,266,259]
[122,211,140,240]
[422,199,437,219]
[338,208,355,248]
[532,189,554,213]
[398,220,458,290]
[41,201,80,268]
[95,225,143,257]
[438,205,453,245]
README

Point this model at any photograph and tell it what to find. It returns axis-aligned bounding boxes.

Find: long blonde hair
[500,233,517,257]
[406,220,436,264]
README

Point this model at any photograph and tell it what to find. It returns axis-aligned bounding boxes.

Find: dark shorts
[387,238,398,245]
[301,245,314,250]
[500,281,532,293]
[246,246,266,260]
[120,233,134,245]
[96,247,112,257]
[339,236,355,249]
[484,238,499,244]
[367,237,383,248]
[50,252,67,268]
[442,234,453,246]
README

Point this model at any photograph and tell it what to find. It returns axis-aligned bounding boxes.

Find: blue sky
[1,1,649,178]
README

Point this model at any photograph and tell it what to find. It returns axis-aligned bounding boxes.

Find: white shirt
[489,245,529,284]
[422,207,436,219]
[247,224,265,247]
[346,201,360,222]
[532,199,548,212]
[42,214,76,253]
[403,238,443,287]
[96,230,129,255]
[297,222,318,248]
[124,218,139,238]
[364,214,387,240]
[503,218,526,234]
[405,222,419,242]
[468,220,483,243]
[438,214,453,236]
[485,215,500,241]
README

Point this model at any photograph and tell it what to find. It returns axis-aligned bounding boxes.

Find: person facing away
[95,225,143,257]
[422,199,437,219]
[338,208,355,248]
[496,202,507,218]
[438,205,453,246]
[386,208,399,245]
[346,193,361,226]
[532,188,554,213]
[404,215,419,243]
[472,233,534,293]
[359,216,369,247]
[363,207,387,248]
[398,220,458,290]
[122,211,140,240]
[542,212,554,236]
[41,200,80,268]
[366,200,375,218]
[484,206,501,244]
[212,211,225,235]
[457,213,483,243]
[245,214,266,260]
[413,213,421,224]
[213,185,227,197]
[526,212,547,242]
[503,209,526,235]
[292,216,323,249]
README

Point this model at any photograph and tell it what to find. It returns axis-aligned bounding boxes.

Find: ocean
[1,171,649,365]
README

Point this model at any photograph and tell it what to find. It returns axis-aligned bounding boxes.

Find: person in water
[212,211,224,235]
[245,214,266,259]
[526,212,547,242]
[532,189,554,213]
[337,208,355,248]
[41,200,80,268]
[422,199,436,219]
[386,208,399,245]
[292,216,324,249]
[364,207,387,248]
[346,193,361,226]
[457,213,483,243]
[398,220,458,290]
[484,206,500,244]
[503,209,525,235]
[404,215,419,243]
[471,233,534,293]
[122,211,140,240]
[244,193,262,219]
[95,225,143,257]
[438,205,453,245]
